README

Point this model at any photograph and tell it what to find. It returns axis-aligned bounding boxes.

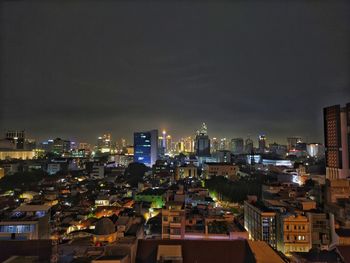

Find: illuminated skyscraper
[97,133,112,153]
[166,134,172,153]
[231,138,244,154]
[195,123,210,157]
[258,135,266,153]
[158,130,167,156]
[245,137,254,154]
[211,137,219,152]
[219,138,228,151]
[162,130,166,149]
[324,103,350,180]
[179,136,194,153]
[134,129,158,167]
[5,130,25,149]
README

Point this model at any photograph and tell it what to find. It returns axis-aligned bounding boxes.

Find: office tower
[287,137,302,151]
[245,137,254,154]
[52,138,71,155]
[258,135,266,153]
[219,138,228,151]
[97,134,112,153]
[41,139,54,152]
[79,142,91,151]
[211,137,219,152]
[324,103,350,180]
[24,139,36,150]
[166,135,172,153]
[158,130,168,156]
[195,123,210,157]
[306,143,324,158]
[162,130,166,150]
[269,143,287,157]
[158,136,164,156]
[231,138,244,154]
[121,138,127,148]
[183,136,194,153]
[134,129,158,167]
[5,130,25,149]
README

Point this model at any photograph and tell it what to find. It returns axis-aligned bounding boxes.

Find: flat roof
[14,205,51,212]
[157,245,182,260]
[248,241,284,263]
[204,162,235,166]
[137,239,255,263]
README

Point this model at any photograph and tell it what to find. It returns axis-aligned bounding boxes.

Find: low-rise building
[203,162,239,180]
[307,212,332,250]
[0,205,51,240]
[244,200,277,248]
[175,163,197,180]
[0,150,36,160]
[162,201,185,239]
[277,213,312,254]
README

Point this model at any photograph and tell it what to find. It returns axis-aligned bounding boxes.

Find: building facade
[244,201,277,249]
[134,129,158,167]
[277,213,311,254]
[324,104,350,180]
[162,202,185,239]
[203,163,239,181]
[231,138,244,155]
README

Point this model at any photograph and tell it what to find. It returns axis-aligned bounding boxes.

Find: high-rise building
[158,130,172,154]
[324,103,350,180]
[52,138,71,155]
[195,123,210,157]
[269,143,287,157]
[211,137,219,153]
[5,130,25,149]
[166,135,172,153]
[245,137,254,154]
[79,142,91,151]
[179,136,194,153]
[97,134,112,153]
[231,138,244,154]
[306,143,324,158]
[219,138,228,151]
[258,135,266,153]
[40,139,54,152]
[287,137,302,151]
[134,129,158,167]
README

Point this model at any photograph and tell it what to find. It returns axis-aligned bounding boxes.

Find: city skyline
[2,1,350,261]
[1,1,349,143]
[0,124,324,147]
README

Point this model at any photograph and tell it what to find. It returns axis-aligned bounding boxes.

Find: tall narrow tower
[324,103,350,180]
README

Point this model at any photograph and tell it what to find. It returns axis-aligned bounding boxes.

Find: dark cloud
[1,1,349,144]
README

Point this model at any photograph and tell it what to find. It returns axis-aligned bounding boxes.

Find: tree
[124,162,149,187]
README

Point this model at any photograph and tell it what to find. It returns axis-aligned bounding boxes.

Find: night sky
[1,1,349,144]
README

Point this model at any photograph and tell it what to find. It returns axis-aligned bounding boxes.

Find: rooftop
[138,188,166,196]
[245,200,276,213]
[204,162,235,166]
[248,241,284,263]
[136,239,255,263]
[14,205,51,212]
